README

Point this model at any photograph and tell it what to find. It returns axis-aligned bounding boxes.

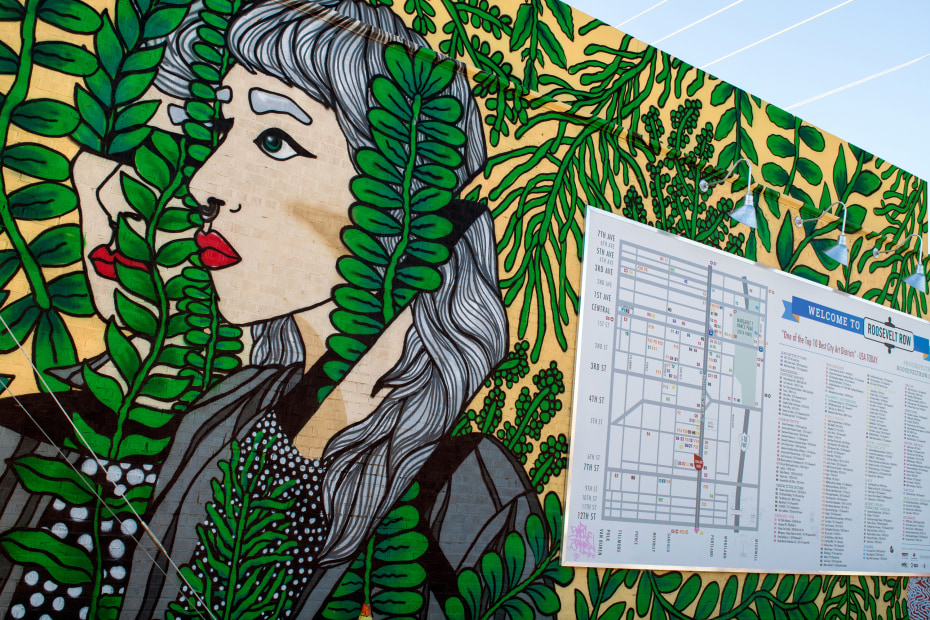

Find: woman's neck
[289,303,412,459]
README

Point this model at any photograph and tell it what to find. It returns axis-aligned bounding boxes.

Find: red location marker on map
[693,455,704,471]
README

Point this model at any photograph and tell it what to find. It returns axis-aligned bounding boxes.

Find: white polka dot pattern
[173,413,329,618]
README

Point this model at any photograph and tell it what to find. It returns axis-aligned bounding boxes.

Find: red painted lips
[90,231,241,278]
[89,245,149,280]
[195,230,241,269]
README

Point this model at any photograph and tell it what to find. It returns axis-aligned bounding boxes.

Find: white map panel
[563,208,930,575]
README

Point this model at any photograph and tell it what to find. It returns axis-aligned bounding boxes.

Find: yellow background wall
[0,0,919,615]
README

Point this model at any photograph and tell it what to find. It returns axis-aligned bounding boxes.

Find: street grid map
[565,209,930,575]
[604,242,767,533]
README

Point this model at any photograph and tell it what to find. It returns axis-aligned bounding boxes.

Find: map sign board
[562,207,930,575]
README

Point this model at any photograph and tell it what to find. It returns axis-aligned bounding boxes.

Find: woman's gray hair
[249,211,505,566]
[319,208,505,562]
[159,0,504,565]
[157,0,487,187]
[250,315,304,367]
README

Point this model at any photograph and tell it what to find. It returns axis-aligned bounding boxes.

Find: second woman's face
[190,66,356,325]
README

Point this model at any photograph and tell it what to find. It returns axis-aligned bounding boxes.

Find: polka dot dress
[7,459,156,620]
[174,413,330,618]
[7,413,329,619]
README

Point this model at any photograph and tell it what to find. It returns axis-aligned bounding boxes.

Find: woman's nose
[98,167,132,220]
[72,154,123,218]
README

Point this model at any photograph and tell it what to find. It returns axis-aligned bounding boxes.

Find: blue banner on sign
[782,296,862,334]
[916,336,929,357]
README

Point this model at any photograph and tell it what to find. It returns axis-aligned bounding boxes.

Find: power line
[786,53,930,110]
[654,0,745,45]
[0,314,219,620]
[0,385,218,620]
[616,0,670,28]
[702,0,855,70]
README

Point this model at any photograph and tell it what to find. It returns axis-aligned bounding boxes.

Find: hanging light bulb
[872,233,927,294]
[793,200,849,266]
[698,158,756,229]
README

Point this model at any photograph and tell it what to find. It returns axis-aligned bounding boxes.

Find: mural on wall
[0,0,920,615]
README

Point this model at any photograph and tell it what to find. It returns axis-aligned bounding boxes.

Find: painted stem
[783,218,838,272]
[529,451,555,489]
[199,285,220,392]
[194,0,242,393]
[504,385,551,451]
[87,484,105,619]
[587,569,609,618]
[0,0,52,310]
[480,388,503,434]
[381,94,421,323]
[478,545,559,620]
[221,449,258,618]
[109,156,186,457]
[363,535,374,611]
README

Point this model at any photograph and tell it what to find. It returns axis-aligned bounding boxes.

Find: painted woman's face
[190,67,356,325]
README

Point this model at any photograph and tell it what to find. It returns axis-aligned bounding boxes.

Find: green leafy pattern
[453,344,568,494]
[485,36,702,360]
[453,339,531,436]
[322,482,430,619]
[320,41,466,403]
[444,492,573,619]
[168,0,246,406]
[168,432,298,620]
[0,0,921,616]
[0,0,94,392]
[0,0,246,609]
[497,361,563,463]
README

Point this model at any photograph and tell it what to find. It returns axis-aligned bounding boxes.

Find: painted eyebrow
[248,88,313,125]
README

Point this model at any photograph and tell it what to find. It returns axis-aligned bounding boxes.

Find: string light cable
[653,0,745,45]
[702,0,855,69]
[786,52,930,110]
[0,383,219,620]
[0,314,219,620]
[616,0,670,28]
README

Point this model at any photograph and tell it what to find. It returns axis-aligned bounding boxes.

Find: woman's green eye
[263,133,282,152]
[253,128,316,161]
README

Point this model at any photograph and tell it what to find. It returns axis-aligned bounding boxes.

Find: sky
[563,0,930,181]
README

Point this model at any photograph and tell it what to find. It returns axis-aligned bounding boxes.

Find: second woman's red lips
[89,245,150,281]
[195,230,241,269]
